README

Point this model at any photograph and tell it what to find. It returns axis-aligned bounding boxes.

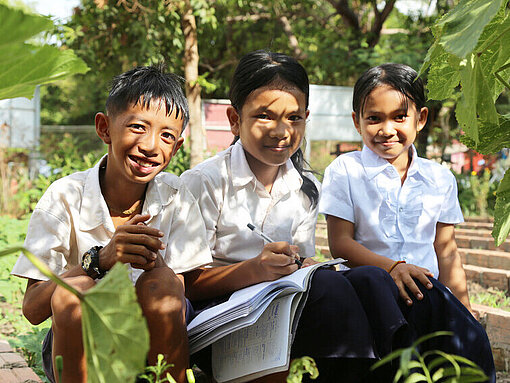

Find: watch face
[83,253,92,270]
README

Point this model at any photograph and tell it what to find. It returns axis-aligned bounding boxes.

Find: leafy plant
[418,0,510,245]
[287,356,319,382]
[137,354,196,383]
[0,245,150,383]
[371,331,489,382]
[0,3,88,100]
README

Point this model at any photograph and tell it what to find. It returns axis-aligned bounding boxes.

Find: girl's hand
[99,214,165,272]
[389,262,434,306]
[301,257,319,268]
[251,242,300,281]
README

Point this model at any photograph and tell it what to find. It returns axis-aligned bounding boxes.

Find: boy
[11,65,212,383]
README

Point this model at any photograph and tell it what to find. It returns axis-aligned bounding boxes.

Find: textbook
[187,258,346,383]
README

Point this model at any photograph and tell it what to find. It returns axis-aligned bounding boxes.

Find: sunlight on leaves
[0,3,88,100]
[436,0,504,58]
[493,170,510,247]
[0,246,150,383]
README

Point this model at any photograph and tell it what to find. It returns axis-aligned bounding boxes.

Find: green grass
[0,215,51,382]
[470,287,510,311]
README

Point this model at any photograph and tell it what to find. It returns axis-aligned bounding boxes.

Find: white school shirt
[319,145,464,278]
[12,155,212,283]
[180,141,319,267]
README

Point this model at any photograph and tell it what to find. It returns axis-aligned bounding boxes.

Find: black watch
[81,246,105,279]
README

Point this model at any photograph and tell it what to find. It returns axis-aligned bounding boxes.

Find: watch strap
[81,246,105,279]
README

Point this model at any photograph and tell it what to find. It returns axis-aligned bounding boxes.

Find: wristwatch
[81,246,105,279]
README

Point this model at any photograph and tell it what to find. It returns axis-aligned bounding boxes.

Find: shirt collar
[80,154,176,232]
[361,145,435,184]
[230,140,302,192]
[80,154,112,232]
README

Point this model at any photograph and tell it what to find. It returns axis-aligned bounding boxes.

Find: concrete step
[465,216,494,223]
[464,264,510,292]
[456,227,493,238]
[0,339,41,383]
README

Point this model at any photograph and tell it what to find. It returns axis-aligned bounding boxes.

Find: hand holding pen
[247,223,303,268]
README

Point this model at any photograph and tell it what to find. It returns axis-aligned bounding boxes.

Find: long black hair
[353,63,426,120]
[229,50,319,207]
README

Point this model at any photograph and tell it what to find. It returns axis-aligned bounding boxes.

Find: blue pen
[247,223,303,267]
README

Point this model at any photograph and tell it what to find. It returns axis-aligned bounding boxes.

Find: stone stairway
[316,217,510,372]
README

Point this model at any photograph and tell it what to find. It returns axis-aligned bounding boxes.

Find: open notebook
[187,258,346,382]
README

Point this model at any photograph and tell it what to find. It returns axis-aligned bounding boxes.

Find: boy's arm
[434,222,473,312]
[327,215,433,305]
[22,265,87,325]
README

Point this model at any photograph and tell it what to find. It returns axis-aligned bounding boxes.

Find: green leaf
[493,169,510,246]
[460,114,510,154]
[0,44,89,100]
[457,54,499,144]
[81,263,150,383]
[425,44,461,101]
[0,4,53,47]
[436,0,505,58]
[403,372,428,383]
[0,4,89,101]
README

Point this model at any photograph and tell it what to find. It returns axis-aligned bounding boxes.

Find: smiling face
[96,98,184,191]
[353,84,428,172]
[227,84,308,185]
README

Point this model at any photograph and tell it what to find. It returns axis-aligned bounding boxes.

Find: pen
[247,223,303,267]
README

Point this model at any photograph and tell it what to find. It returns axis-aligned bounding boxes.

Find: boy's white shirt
[12,155,212,283]
[319,145,464,278]
[180,141,319,267]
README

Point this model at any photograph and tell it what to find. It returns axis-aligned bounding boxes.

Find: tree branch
[326,0,360,31]
[369,0,396,46]
[278,15,307,60]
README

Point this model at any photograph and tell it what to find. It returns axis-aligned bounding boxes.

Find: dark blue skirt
[191,266,495,383]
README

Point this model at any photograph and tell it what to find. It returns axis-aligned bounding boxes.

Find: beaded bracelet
[387,260,406,274]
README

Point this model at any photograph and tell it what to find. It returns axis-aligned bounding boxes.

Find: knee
[51,275,94,331]
[136,267,186,320]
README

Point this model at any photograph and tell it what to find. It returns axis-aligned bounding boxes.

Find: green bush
[454,170,498,217]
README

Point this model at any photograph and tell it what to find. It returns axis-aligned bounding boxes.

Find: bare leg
[51,276,95,383]
[136,267,189,382]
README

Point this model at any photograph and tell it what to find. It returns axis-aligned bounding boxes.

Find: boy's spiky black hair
[106,64,189,130]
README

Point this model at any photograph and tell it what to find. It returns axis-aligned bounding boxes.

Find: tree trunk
[181,0,206,168]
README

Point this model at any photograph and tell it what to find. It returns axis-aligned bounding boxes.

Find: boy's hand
[99,214,165,272]
[389,263,434,306]
[251,242,300,281]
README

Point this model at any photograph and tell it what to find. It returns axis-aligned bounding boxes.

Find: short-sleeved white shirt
[180,141,319,267]
[319,145,464,278]
[12,155,212,283]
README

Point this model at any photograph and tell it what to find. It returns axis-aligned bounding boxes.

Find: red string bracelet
[387,260,406,273]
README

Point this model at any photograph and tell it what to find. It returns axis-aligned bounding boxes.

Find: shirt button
[398,207,403,212]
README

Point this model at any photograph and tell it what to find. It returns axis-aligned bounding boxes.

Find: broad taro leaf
[0,4,53,47]
[81,263,149,383]
[0,4,88,100]
[0,246,149,383]
[493,168,510,246]
[0,43,88,100]
[437,0,505,58]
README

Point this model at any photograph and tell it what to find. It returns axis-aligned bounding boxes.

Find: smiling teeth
[134,158,156,167]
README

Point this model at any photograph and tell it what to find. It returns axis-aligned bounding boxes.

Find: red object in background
[183,101,234,152]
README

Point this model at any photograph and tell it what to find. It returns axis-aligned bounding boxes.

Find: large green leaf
[493,169,510,246]
[460,114,510,154]
[425,44,461,101]
[0,44,89,100]
[457,54,499,144]
[437,0,505,58]
[0,4,53,47]
[81,263,150,383]
[0,246,150,383]
[0,4,88,100]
